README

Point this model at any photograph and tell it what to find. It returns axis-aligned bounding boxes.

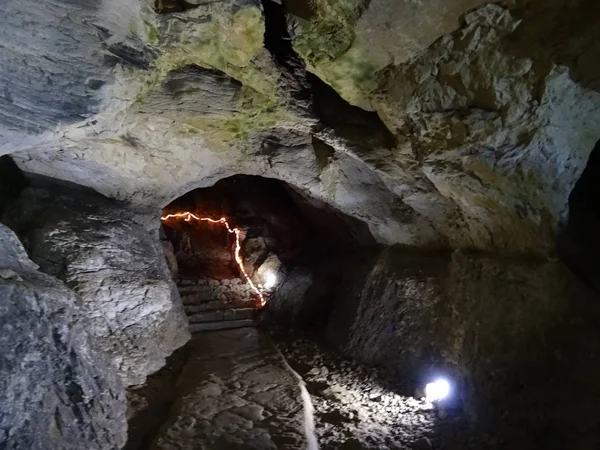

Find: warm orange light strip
[161,212,266,307]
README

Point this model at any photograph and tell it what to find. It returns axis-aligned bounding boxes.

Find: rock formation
[0,223,127,449]
[2,176,190,386]
[2,0,598,253]
[2,0,600,447]
[327,247,600,446]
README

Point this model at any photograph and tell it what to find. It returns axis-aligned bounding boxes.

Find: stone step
[183,299,256,313]
[181,292,255,305]
[177,280,251,293]
[189,319,254,333]
[187,308,255,324]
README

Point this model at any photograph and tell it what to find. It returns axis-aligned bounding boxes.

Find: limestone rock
[2,0,600,257]
[253,253,284,290]
[3,177,190,386]
[0,223,127,449]
[327,247,600,446]
[288,0,489,109]
[242,236,271,277]
[150,329,307,449]
[0,0,154,150]
[1,0,441,249]
[372,3,600,253]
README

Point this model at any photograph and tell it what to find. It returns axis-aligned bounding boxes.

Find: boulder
[0,223,127,449]
[253,253,284,290]
[3,177,190,386]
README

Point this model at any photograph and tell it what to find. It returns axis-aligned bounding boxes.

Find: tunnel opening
[558,138,600,293]
[160,174,376,333]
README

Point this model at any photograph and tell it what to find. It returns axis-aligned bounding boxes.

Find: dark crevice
[261,0,296,67]
[280,0,315,20]
[124,345,193,450]
[0,155,28,216]
[558,138,600,293]
[260,0,312,107]
[260,0,395,150]
[505,0,600,94]
[308,73,396,149]
[153,0,204,14]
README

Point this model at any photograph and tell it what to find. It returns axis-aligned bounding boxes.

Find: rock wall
[2,0,597,256]
[0,0,152,149]
[3,176,190,387]
[0,223,127,449]
[327,248,600,447]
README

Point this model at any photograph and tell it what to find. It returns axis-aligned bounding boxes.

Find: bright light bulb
[264,272,277,289]
[424,378,451,402]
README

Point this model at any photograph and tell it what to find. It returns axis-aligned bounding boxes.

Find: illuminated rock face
[0,223,127,449]
[2,177,190,387]
[3,0,598,253]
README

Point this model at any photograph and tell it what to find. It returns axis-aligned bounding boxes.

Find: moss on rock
[291,0,377,109]
[134,5,280,104]
[129,4,295,145]
[181,86,291,149]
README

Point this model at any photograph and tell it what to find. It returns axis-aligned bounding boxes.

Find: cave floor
[127,328,309,449]
[274,334,499,450]
[126,329,498,450]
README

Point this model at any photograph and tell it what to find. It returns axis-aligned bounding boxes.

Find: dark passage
[160,174,375,332]
[153,0,201,14]
[559,138,600,292]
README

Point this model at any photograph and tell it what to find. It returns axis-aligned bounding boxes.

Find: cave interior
[2,0,600,449]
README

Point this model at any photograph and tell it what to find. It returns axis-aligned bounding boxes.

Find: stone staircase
[178,279,260,333]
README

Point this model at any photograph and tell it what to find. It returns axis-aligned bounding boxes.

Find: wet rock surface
[2,177,190,386]
[0,223,127,449]
[144,328,308,450]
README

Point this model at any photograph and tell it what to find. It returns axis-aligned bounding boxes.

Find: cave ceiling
[1,0,600,253]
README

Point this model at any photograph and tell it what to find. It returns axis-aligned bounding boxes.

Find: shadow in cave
[261,0,393,148]
[308,73,396,150]
[160,174,377,332]
[152,0,202,14]
[505,0,600,94]
[558,138,600,293]
[261,0,312,108]
[0,156,28,216]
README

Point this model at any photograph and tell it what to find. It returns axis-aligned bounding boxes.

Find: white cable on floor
[276,347,320,450]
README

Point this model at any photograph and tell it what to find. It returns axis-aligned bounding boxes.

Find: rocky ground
[274,333,501,450]
[127,326,504,450]
[127,328,308,450]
